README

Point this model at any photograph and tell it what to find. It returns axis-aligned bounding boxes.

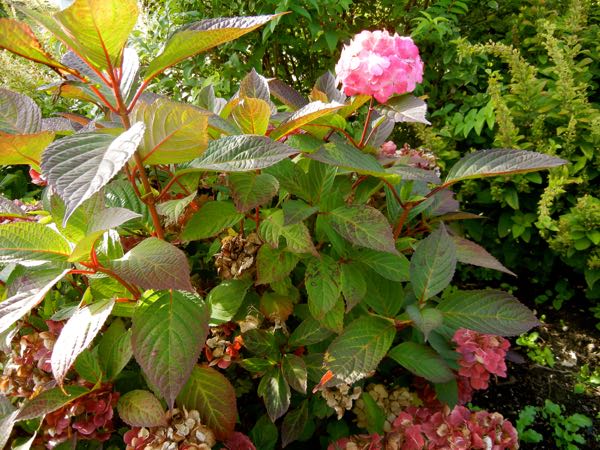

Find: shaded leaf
[229,172,279,212]
[74,349,103,383]
[207,278,252,324]
[406,305,443,341]
[0,88,41,134]
[282,353,307,394]
[340,263,367,311]
[258,367,290,422]
[268,78,308,110]
[282,200,318,226]
[351,248,409,282]
[17,385,89,420]
[98,318,133,381]
[256,245,299,285]
[181,201,244,241]
[452,235,515,276]
[364,272,404,317]
[239,69,271,101]
[306,255,341,319]
[387,165,441,184]
[281,401,308,448]
[117,390,166,427]
[361,392,386,434]
[288,317,333,347]
[388,342,454,383]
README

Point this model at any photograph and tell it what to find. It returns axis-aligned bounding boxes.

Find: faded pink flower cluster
[335,30,424,103]
[453,328,510,390]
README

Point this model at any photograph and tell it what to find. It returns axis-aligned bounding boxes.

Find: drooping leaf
[183,135,297,172]
[24,0,139,72]
[144,15,282,82]
[410,224,456,301]
[110,237,193,291]
[445,149,567,183]
[98,318,133,381]
[437,290,540,336]
[117,390,166,427]
[281,401,309,448]
[0,19,68,73]
[17,385,89,420]
[177,365,238,440]
[388,342,454,383]
[256,245,299,285]
[0,131,55,168]
[207,278,252,324]
[0,222,71,265]
[131,98,209,164]
[258,367,290,422]
[324,315,396,384]
[41,123,145,225]
[406,305,443,341]
[269,101,344,141]
[181,201,244,241]
[282,354,307,394]
[306,255,341,319]
[132,290,210,408]
[229,172,279,212]
[351,248,410,282]
[330,205,398,254]
[452,235,516,276]
[0,266,69,334]
[51,298,114,385]
[377,95,430,124]
[0,88,41,134]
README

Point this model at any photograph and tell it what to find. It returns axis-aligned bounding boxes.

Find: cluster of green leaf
[515,331,555,367]
[0,0,571,448]
[516,400,594,449]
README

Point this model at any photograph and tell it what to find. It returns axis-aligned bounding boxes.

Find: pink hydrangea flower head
[453,328,510,390]
[335,30,424,103]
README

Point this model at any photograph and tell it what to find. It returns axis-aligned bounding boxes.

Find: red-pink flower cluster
[452,328,510,390]
[335,30,423,103]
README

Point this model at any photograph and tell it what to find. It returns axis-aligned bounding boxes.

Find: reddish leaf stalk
[358,97,375,148]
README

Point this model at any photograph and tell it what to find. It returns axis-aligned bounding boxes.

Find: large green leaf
[410,224,456,301]
[177,365,237,440]
[117,390,166,427]
[445,149,567,183]
[51,298,114,385]
[207,278,252,324]
[0,265,69,334]
[288,317,333,347]
[437,290,539,336]
[239,68,271,101]
[98,318,132,381]
[0,19,68,73]
[132,290,210,408]
[110,237,194,291]
[144,15,282,82]
[0,89,41,134]
[17,385,89,420]
[388,342,454,383]
[41,123,145,225]
[256,245,299,285]
[282,353,307,394]
[231,97,271,135]
[181,201,244,241]
[0,131,55,168]
[351,248,410,282]
[131,98,209,164]
[269,101,343,141]
[24,0,138,72]
[364,272,404,317]
[229,172,279,212]
[281,401,309,448]
[0,222,71,264]
[183,135,297,172]
[330,205,398,254]
[306,255,341,319]
[452,235,515,276]
[258,367,290,422]
[324,315,396,384]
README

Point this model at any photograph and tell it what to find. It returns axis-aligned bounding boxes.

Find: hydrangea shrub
[0,0,567,448]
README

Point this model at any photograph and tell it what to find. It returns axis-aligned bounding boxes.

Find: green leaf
[288,317,333,347]
[242,329,279,359]
[0,19,68,73]
[306,254,341,319]
[98,318,132,381]
[183,135,297,173]
[361,392,386,434]
[231,97,271,135]
[256,245,299,285]
[388,342,455,383]
[269,78,308,110]
[387,165,441,184]
[131,98,209,164]
[117,390,166,427]
[177,365,238,440]
[445,149,567,183]
[270,101,344,141]
[156,192,196,227]
[258,367,291,422]
[110,237,194,291]
[351,248,409,282]
[319,297,345,333]
[17,385,89,420]
[452,235,515,276]
[144,15,282,82]
[239,68,271,101]
[0,130,54,168]
[437,289,540,336]
[181,201,244,241]
[105,179,151,230]
[0,266,69,334]
[282,353,307,394]
[74,349,103,383]
[24,0,138,72]
[410,224,456,301]
[364,272,404,317]
[330,205,398,254]
[51,298,114,385]
[406,305,443,341]
[340,263,367,311]
[0,88,41,134]
[435,380,458,408]
[229,172,279,212]
[41,123,145,225]
[239,358,276,373]
[281,222,318,256]
[132,290,210,408]
[207,278,252,324]
[282,200,318,226]
[308,140,397,181]
[0,222,71,264]
[324,315,396,384]
[281,401,309,448]
[377,95,430,124]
